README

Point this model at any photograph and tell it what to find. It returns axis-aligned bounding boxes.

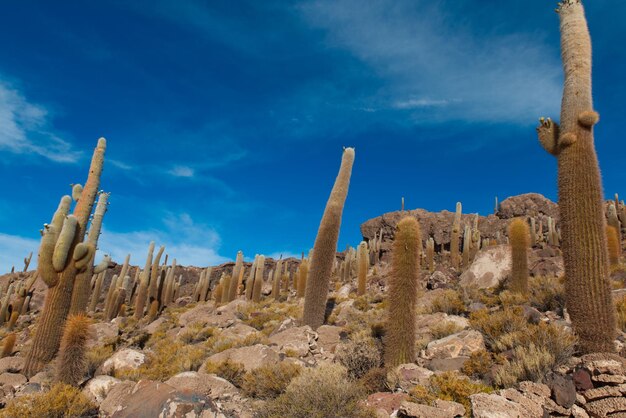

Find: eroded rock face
[424,330,485,360]
[459,246,511,289]
[169,371,239,400]
[83,375,122,404]
[203,344,280,372]
[470,393,529,418]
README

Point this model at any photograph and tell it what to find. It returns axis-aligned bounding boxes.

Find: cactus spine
[536,0,616,353]
[357,242,368,296]
[55,314,91,386]
[25,138,106,377]
[450,202,462,269]
[385,217,421,367]
[303,148,355,329]
[509,218,530,294]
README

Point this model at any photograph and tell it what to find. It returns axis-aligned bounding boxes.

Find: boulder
[459,246,511,290]
[177,302,216,327]
[0,372,26,388]
[83,375,122,404]
[102,348,146,375]
[203,344,280,372]
[365,392,408,415]
[397,401,459,418]
[387,364,433,391]
[316,325,345,354]
[470,393,529,418]
[99,380,135,416]
[0,356,24,374]
[88,322,119,348]
[424,330,485,359]
[268,326,314,357]
[166,371,239,400]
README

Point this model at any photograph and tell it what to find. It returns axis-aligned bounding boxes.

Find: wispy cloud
[0,232,39,273]
[0,80,80,162]
[299,0,562,124]
[97,212,229,267]
[168,165,195,178]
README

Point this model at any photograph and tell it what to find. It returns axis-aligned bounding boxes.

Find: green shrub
[241,362,302,399]
[255,364,373,418]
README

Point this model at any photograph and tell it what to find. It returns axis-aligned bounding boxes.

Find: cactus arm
[52,216,78,272]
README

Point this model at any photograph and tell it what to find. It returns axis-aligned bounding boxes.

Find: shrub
[430,321,463,340]
[430,289,466,315]
[241,362,302,399]
[334,331,382,379]
[255,363,373,418]
[615,296,626,332]
[409,371,492,412]
[493,343,556,387]
[528,276,565,313]
[461,350,494,379]
[204,359,246,388]
[358,367,388,394]
[469,307,528,351]
[86,345,114,377]
[0,383,97,418]
[179,323,216,344]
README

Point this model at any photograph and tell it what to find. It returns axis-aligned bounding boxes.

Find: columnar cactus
[55,314,91,386]
[297,259,308,298]
[134,242,155,320]
[462,225,471,267]
[228,251,244,302]
[536,0,616,353]
[88,271,105,313]
[357,241,368,296]
[608,203,621,242]
[530,217,537,247]
[302,148,354,329]
[252,256,265,303]
[508,218,530,294]
[148,246,165,303]
[23,252,32,272]
[272,258,283,300]
[245,256,258,300]
[450,202,462,269]
[1,333,16,358]
[426,237,435,273]
[24,138,106,377]
[607,226,620,268]
[70,192,110,314]
[385,217,421,367]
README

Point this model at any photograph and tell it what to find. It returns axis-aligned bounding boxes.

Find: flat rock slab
[203,344,280,372]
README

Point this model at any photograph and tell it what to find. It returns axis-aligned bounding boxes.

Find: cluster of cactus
[338,247,356,284]
[192,267,213,302]
[546,217,560,246]
[536,0,616,353]
[24,138,107,377]
[369,229,382,265]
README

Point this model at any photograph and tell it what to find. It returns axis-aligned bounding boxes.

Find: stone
[0,372,26,388]
[143,317,167,335]
[585,397,626,417]
[101,348,146,374]
[365,392,408,415]
[459,246,511,290]
[397,401,457,418]
[573,368,594,391]
[88,322,119,347]
[316,325,345,354]
[100,380,135,416]
[218,323,259,340]
[470,393,528,418]
[387,364,433,391]
[427,357,469,372]
[0,356,24,374]
[166,371,239,400]
[499,388,544,418]
[424,330,485,359]
[203,344,280,372]
[268,326,313,357]
[571,404,590,418]
[337,284,351,298]
[518,381,551,398]
[108,380,219,418]
[546,373,576,408]
[83,375,122,403]
[593,374,626,384]
[433,399,465,417]
[178,302,216,327]
[583,384,626,401]
[427,271,455,290]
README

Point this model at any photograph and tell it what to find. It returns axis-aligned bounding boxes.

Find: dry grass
[409,371,492,412]
[241,362,302,399]
[469,307,528,351]
[493,343,556,387]
[0,383,97,418]
[430,321,464,340]
[430,289,466,315]
[616,296,626,332]
[204,359,246,388]
[334,331,382,379]
[528,276,565,313]
[461,350,495,379]
[255,363,373,418]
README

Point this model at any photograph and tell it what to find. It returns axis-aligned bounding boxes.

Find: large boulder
[459,246,511,289]
[424,330,485,360]
[203,344,280,372]
[268,326,314,357]
[83,375,122,404]
[101,348,146,375]
[470,393,529,418]
[166,371,239,400]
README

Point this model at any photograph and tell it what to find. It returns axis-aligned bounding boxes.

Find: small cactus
[1,333,16,358]
[509,218,530,294]
[55,314,92,386]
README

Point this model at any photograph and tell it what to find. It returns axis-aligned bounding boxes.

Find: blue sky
[0,0,624,271]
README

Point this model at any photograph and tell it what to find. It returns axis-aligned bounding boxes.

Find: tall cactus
[70,192,109,314]
[536,0,615,353]
[228,251,244,302]
[385,217,421,367]
[24,138,106,377]
[357,241,368,296]
[509,218,530,294]
[134,242,155,320]
[607,226,620,268]
[303,147,355,329]
[450,202,462,269]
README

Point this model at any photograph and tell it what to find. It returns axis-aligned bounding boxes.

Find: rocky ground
[0,193,625,417]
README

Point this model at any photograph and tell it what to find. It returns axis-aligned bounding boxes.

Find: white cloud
[0,81,80,162]
[97,212,228,267]
[0,232,39,273]
[299,0,562,124]
[168,165,195,178]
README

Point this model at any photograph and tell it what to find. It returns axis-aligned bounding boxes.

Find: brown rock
[424,330,485,359]
[427,357,470,372]
[546,373,576,408]
[573,368,595,391]
[0,356,24,374]
[203,344,280,372]
[585,397,626,417]
[268,326,313,357]
[365,392,408,415]
[583,384,626,401]
[99,380,136,416]
[459,246,511,290]
[387,364,433,391]
[498,388,544,418]
[0,372,26,389]
[433,399,465,417]
[397,401,459,418]
[470,393,528,418]
[316,325,345,354]
[592,374,626,384]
